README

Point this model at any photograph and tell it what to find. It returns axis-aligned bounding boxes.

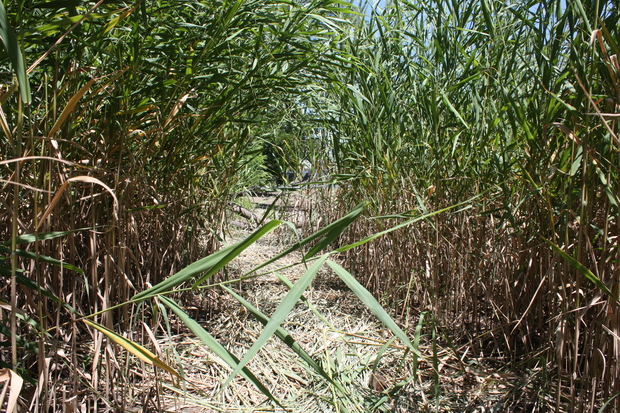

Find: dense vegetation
[1,0,618,411]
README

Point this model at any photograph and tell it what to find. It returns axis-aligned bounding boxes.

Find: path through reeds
[140,202,542,412]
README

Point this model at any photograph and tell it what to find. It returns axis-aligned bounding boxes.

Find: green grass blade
[132,220,282,301]
[480,0,495,36]
[335,202,470,253]
[0,1,30,104]
[326,259,421,359]
[274,271,335,328]
[131,244,237,301]
[411,311,426,376]
[542,237,618,303]
[440,90,469,129]
[303,202,366,259]
[220,284,343,387]
[223,254,329,390]
[192,219,283,287]
[2,228,89,246]
[0,264,81,318]
[599,391,620,413]
[251,202,367,275]
[13,249,84,275]
[159,296,283,408]
[572,0,593,34]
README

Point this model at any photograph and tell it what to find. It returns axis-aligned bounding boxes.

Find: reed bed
[307,1,620,410]
[0,0,618,411]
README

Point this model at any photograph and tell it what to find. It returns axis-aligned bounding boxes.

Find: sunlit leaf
[83,319,180,378]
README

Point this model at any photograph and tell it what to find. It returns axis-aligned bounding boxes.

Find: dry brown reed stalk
[0,76,221,413]
[309,162,617,410]
[2,1,364,409]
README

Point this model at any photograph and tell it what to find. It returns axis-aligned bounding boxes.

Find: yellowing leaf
[83,319,180,378]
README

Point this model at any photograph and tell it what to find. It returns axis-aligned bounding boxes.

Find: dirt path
[146,209,515,412]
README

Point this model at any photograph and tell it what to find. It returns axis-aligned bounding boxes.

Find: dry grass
[119,223,544,412]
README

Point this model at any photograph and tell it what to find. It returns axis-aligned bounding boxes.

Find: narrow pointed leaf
[251,202,366,275]
[3,228,89,246]
[159,296,283,408]
[543,237,618,302]
[335,202,466,253]
[221,284,335,382]
[0,2,30,104]
[13,249,84,275]
[48,79,97,136]
[223,254,329,389]
[192,219,283,287]
[326,259,421,358]
[133,220,283,301]
[83,319,180,378]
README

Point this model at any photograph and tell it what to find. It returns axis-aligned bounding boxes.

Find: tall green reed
[305,0,619,409]
[0,0,359,409]
[3,0,618,410]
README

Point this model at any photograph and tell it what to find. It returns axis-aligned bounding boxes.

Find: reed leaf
[543,236,618,303]
[133,219,282,301]
[158,295,283,408]
[251,202,367,274]
[36,176,118,229]
[0,2,30,104]
[223,254,329,390]
[47,78,97,137]
[2,228,87,246]
[220,284,350,395]
[326,260,420,358]
[82,319,180,378]
[0,368,23,413]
